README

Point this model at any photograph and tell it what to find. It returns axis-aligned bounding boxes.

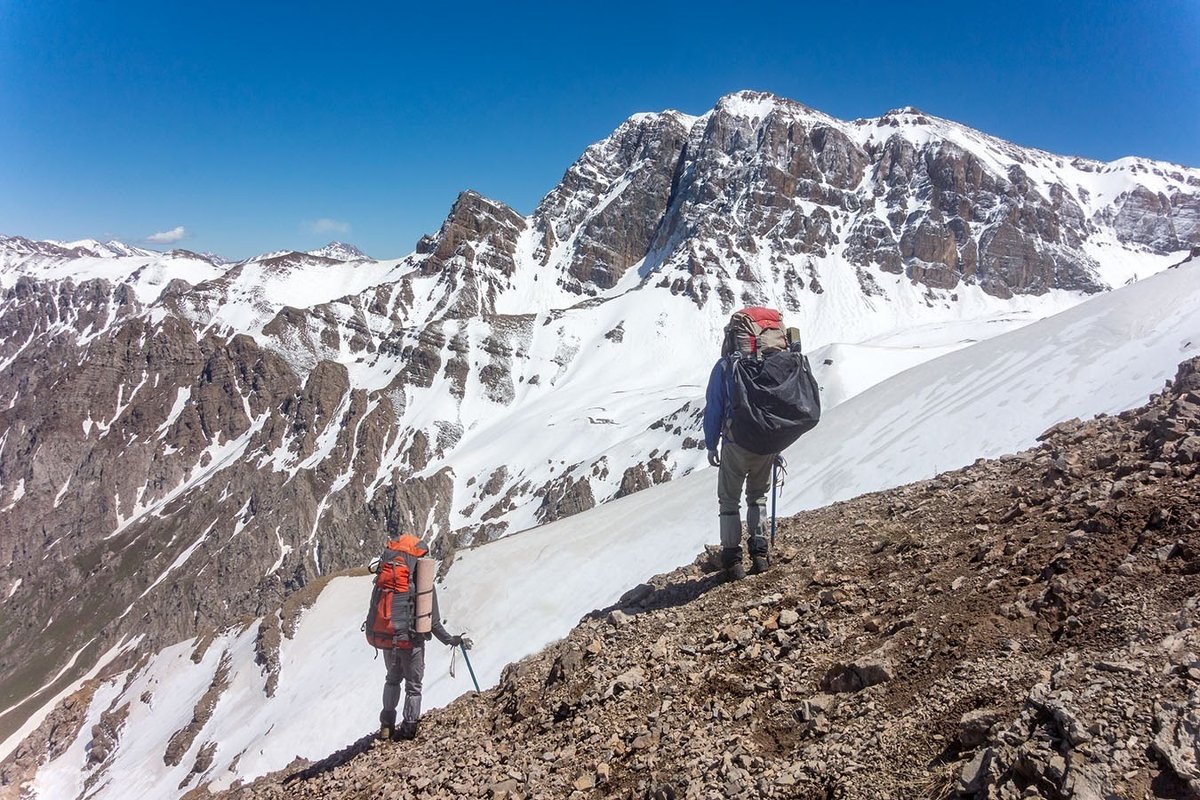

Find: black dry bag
[727,347,821,455]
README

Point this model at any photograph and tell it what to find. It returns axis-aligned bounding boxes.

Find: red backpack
[722,307,790,359]
[364,535,426,650]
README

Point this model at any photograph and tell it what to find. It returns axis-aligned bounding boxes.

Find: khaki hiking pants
[382,642,425,725]
[718,440,774,556]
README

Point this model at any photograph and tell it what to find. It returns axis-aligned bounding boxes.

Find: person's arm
[702,360,727,454]
[429,589,464,646]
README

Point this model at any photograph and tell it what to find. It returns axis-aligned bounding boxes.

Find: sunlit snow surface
[15,261,1200,798]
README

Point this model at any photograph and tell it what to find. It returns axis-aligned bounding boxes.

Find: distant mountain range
[0,234,374,266]
[0,236,160,260]
[1,90,1198,797]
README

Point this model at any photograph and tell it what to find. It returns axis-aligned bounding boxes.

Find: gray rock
[1150,695,1200,794]
[488,778,521,797]
[959,708,1004,748]
[608,610,632,627]
[796,694,835,722]
[610,667,646,695]
[957,748,994,794]
[821,655,894,693]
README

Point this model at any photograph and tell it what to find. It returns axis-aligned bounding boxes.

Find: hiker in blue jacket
[704,358,774,580]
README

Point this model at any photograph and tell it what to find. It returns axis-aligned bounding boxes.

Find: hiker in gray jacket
[702,308,804,580]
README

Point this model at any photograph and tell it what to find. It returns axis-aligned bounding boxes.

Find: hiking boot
[747,534,770,575]
[720,547,744,581]
[398,721,418,740]
[378,709,396,741]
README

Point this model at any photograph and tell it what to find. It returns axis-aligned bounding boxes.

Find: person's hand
[707,449,721,467]
[449,634,473,649]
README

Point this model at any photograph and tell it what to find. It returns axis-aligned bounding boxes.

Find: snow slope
[410,263,1093,540]
[18,259,1200,798]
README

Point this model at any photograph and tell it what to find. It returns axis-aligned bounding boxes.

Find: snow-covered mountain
[308,242,370,261]
[0,235,159,262]
[9,253,1200,800]
[1,90,1199,796]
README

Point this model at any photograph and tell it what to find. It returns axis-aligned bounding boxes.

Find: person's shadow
[585,570,726,620]
[281,733,377,785]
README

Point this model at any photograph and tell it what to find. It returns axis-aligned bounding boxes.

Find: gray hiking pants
[718,440,774,555]
[381,643,425,725]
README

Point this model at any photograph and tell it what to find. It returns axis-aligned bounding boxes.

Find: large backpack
[722,306,789,359]
[364,535,426,650]
[722,307,821,455]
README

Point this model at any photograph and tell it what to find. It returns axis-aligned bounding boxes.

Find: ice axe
[460,643,480,694]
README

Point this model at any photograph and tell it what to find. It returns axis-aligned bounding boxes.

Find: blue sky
[2,1,1197,260]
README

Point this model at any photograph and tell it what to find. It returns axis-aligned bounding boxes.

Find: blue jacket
[703,358,730,451]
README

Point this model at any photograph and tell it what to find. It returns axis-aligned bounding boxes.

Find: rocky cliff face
[0,289,459,744]
[1,90,1198,773]
[532,111,695,294]
[212,357,1200,800]
[414,190,528,317]
[643,95,1199,306]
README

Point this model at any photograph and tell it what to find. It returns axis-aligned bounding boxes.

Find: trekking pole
[770,455,787,547]
[460,643,481,694]
[770,458,778,548]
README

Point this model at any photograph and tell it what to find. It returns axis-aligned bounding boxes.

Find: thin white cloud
[310,218,351,235]
[146,226,188,244]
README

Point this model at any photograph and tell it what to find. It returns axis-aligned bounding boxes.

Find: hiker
[703,307,820,580]
[366,534,471,741]
[704,357,775,580]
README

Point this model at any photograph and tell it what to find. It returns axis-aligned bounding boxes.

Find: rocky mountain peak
[408,189,528,317]
[714,88,787,117]
[0,234,56,257]
[711,90,843,131]
[255,251,344,272]
[302,92,1200,312]
[531,110,694,294]
[880,104,931,118]
[0,235,145,260]
[623,109,700,130]
[307,242,369,261]
[57,239,155,259]
[416,190,525,269]
[165,248,219,264]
